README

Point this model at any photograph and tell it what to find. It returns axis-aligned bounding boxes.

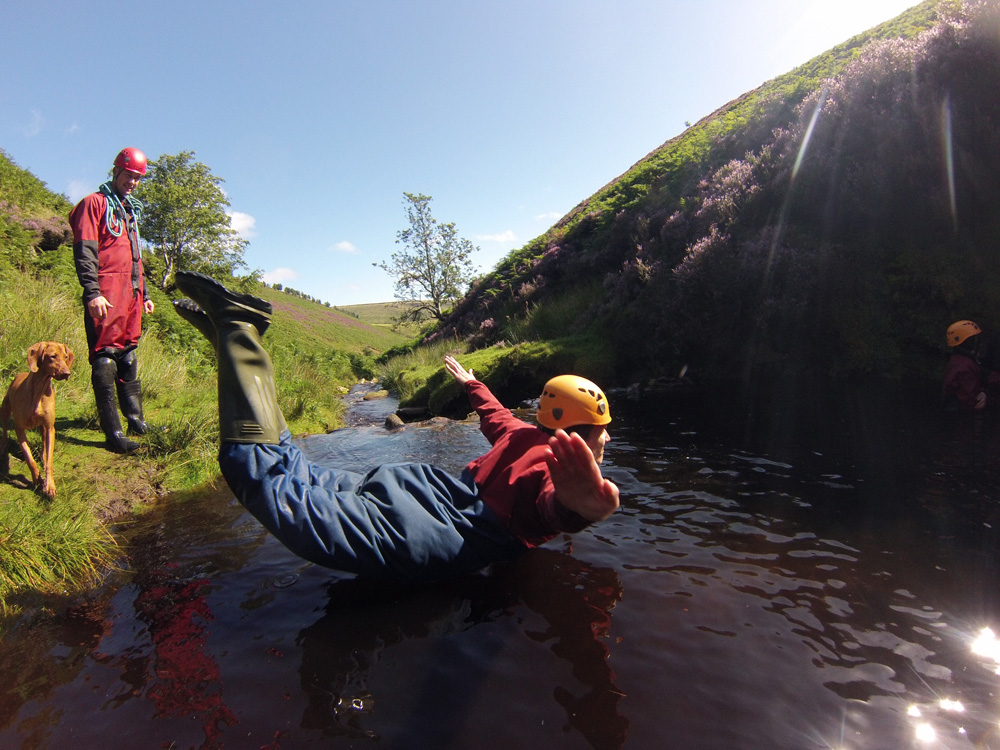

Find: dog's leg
[0,395,9,475]
[41,423,56,498]
[13,425,41,488]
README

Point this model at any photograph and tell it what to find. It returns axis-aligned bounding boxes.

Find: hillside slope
[263,289,409,355]
[437,0,995,386]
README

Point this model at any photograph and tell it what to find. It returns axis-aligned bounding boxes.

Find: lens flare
[792,85,828,182]
[915,722,936,742]
[972,627,1000,662]
[941,93,956,229]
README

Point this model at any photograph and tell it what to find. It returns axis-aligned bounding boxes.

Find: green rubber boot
[174,298,216,343]
[173,272,287,444]
[175,271,272,335]
[214,321,287,444]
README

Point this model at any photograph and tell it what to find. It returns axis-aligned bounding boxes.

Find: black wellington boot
[92,357,139,454]
[117,378,148,435]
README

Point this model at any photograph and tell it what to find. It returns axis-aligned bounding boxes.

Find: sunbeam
[792,84,828,182]
[941,92,957,229]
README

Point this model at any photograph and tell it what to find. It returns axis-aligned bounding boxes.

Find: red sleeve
[537,481,591,537]
[69,193,104,243]
[69,194,105,302]
[462,386,592,545]
[465,380,531,446]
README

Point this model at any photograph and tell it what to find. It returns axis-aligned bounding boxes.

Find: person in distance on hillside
[171,270,620,582]
[69,147,155,454]
[941,319,1000,412]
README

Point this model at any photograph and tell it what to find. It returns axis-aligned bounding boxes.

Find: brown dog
[0,341,75,498]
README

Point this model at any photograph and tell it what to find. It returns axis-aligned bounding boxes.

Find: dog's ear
[27,342,44,372]
[62,344,76,368]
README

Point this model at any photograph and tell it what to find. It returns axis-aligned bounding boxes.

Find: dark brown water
[2,382,1000,749]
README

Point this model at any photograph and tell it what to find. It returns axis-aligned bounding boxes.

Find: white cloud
[68,180,92,204]
[66,122,81,135]
[475,230,517,244]
[330,240,358,254]
[261,267,298,285]
[228,211,257,240]
[535,211,562,222]
[23,109,43,137]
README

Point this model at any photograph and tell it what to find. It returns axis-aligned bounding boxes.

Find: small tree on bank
[136,151,249,290]
[376,192,478,323]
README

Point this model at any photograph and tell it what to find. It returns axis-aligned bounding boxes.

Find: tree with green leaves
[136,151,249,290]
[376,192,479,322]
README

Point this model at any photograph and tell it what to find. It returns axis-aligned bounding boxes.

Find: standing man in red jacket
[69,147,155,453]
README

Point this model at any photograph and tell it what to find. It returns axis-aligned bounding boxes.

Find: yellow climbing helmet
[947,319,981,347]
[537,374,611,429]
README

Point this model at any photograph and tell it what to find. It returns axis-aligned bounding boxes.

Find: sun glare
[774,1,924,70]
[915,722,936,742]
[972,627,1000,663]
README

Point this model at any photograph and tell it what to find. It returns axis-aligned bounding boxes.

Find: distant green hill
[336,300,428,336]
[265,291,410,355]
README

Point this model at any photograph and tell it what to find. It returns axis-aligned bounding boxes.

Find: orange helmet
[947,320,981,347]
[113,147,148,176]
[537,374,611,429]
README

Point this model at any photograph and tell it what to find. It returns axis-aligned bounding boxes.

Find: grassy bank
[378,331,616,421]
[0,252,409,615]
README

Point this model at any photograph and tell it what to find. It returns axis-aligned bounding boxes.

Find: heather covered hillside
[0,149,73,257]
[438,0,999,385]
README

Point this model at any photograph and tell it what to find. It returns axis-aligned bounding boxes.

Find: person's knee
[116,348,139,381]
[91,355,117,389]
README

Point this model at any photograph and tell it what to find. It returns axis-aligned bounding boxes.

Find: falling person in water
[172,271,620,583]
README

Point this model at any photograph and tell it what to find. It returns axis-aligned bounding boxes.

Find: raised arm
[445,355,475,385]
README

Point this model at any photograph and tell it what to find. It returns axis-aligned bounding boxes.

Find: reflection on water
[292,550,626,748]
[1,383,1000,748]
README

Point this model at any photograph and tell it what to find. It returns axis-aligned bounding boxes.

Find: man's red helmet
[113,147,148,176]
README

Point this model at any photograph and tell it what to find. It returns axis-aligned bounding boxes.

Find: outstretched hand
[545,429,620,523]
[444,355,476,385]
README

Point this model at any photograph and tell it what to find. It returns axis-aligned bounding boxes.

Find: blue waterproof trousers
[220,431,526,582]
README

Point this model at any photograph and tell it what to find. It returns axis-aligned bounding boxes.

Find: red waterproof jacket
[69,191,146,356]
[463,380,590,547]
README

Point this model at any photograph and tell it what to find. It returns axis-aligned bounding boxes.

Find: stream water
[2,380,1000,749]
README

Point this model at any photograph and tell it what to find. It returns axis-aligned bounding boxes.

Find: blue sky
[1,0,920,305]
